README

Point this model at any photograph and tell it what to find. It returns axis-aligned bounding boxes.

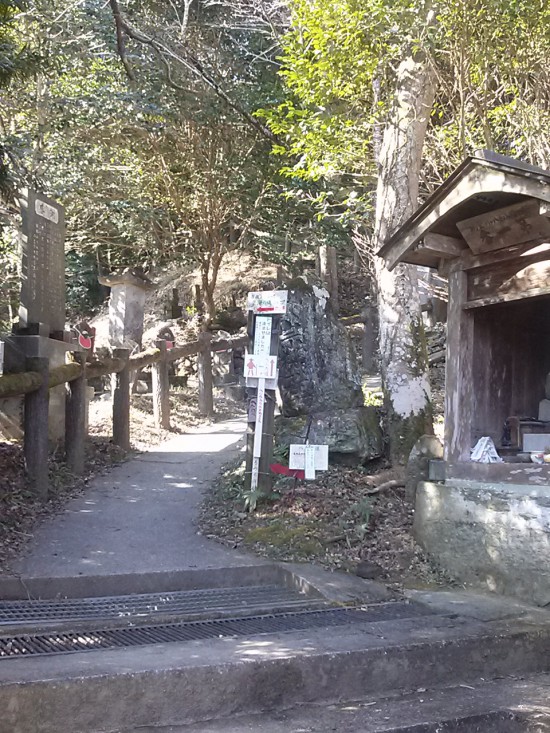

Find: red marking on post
[165,340,173,350]
[257,307,275,312]
[78,334,92,350]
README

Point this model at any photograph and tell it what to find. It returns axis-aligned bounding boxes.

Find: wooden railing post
[112,347,131,450]
[65,353,87,475]
[197,332,214,417]
[24,356,49,500]
[152,340,170,429]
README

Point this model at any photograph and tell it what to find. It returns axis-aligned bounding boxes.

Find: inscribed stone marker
[18,189,65,333]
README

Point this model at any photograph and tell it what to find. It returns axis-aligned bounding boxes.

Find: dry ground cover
[200,461,454,591]
[88,385,238,450]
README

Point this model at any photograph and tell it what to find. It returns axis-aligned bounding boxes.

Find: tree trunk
[201,248,223,325]
[317,244,339,314]
[373,53,437,463]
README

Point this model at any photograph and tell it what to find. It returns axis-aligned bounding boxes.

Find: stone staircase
[0,564,549,733]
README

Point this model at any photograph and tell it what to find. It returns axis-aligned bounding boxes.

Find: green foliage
[0,0,350,321]
[0,226,19,330]
[65,251,104,318]
[338,495,374,541]
[260,0,550,218]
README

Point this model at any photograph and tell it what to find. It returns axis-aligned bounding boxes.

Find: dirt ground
[88,384,238,450]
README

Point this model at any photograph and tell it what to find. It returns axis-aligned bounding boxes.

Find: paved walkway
[9,419,260,579]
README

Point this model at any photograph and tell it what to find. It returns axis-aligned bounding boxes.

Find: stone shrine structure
[379,151,550,605]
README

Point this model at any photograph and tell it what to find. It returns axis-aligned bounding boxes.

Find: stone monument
[18,188,65,336]
[3,189,74,442]
[274,276,382,464]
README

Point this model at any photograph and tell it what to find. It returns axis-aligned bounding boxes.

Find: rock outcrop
[278,277,364,417]
[274,277,382,464]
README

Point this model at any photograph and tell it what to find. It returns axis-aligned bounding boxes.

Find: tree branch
[108,0,135,81]
[107,1,279,143]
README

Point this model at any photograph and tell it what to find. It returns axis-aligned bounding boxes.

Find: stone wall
[414,480,550,606]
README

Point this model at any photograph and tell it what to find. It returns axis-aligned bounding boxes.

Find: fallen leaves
[200,462,454,590]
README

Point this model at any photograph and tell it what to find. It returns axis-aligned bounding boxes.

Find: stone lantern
[98,268,156,349]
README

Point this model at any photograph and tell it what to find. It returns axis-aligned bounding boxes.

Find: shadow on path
[8,418,261,579]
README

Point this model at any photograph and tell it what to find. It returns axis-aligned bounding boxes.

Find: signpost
[245,353,278,380]
[289,444,329,480]
[246,292,286,492]
[247,290,288,315]
[245,288,328,492]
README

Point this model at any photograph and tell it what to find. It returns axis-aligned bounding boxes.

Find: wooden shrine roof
[377,151,550,271]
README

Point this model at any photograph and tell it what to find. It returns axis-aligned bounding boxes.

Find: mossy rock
[274,407,383,465]
[244,520,323,557]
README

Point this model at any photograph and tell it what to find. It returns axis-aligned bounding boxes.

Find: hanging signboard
[247,290,288,315]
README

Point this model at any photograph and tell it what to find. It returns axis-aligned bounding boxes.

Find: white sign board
[254,316,272,355]
[35,198,59,223]
[304,445,316,480]
[253,378,266,457]
[245,353,277,380]
[288,445,328,478]
[523,433,550,453]
[247,290,288,315]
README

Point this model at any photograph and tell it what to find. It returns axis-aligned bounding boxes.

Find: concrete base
[414,480,550,606]
[3,335,78,443]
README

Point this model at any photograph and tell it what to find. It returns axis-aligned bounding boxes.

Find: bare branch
[108,0,135,81]
[106,1,279,143]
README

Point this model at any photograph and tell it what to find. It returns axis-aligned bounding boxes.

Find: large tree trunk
[373,53,437,463]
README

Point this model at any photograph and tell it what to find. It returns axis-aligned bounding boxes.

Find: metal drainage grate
[0,602,432,659]
[0,585,323,626]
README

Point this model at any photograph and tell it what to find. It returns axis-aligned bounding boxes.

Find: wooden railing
[0,332,247,499]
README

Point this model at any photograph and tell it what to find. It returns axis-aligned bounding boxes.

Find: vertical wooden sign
[245,291,287,494]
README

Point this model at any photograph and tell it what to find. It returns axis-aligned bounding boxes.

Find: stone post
[65,353,87,474]
[112,348,131,450]
[24,356,50,500]
[152,340,170,429]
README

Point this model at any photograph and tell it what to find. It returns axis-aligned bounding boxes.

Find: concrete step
[1,602,550,733]
[114,673,550,732]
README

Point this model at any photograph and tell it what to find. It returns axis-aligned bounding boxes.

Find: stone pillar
[98,268,156,348]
